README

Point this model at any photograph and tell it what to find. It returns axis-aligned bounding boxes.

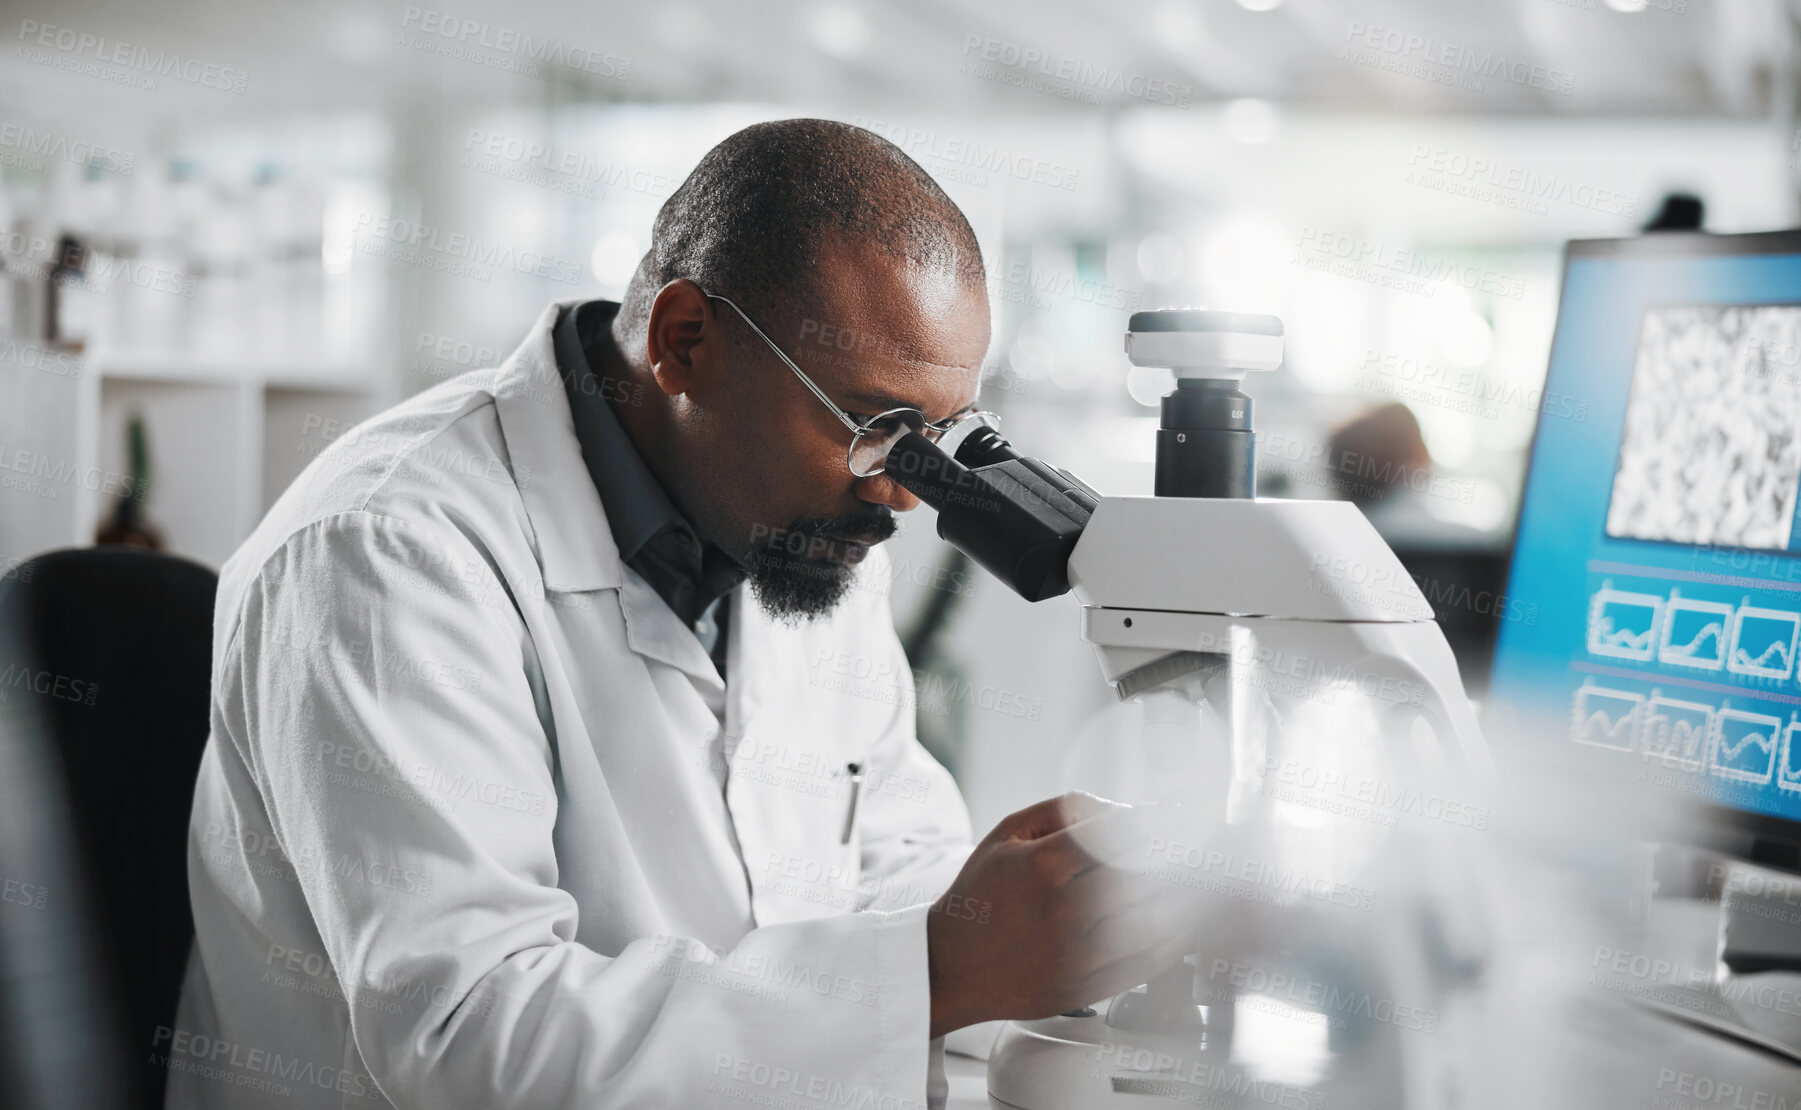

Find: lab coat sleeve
[225,511,937,1108]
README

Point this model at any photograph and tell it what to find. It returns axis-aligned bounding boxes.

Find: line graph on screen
[1727,605,1800,680]
[1572,682,1642,751]
[1589,583,1662,663]
[1659,593,1733,671]
[1712,707,1780,785]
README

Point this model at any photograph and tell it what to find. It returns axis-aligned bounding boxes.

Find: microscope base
[985,1008,1222,1110]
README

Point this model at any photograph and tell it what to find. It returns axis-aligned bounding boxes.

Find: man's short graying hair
[617,118,986,343]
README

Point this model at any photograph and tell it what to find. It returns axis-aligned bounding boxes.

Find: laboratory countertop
[938,850,1801,1109]
[944,1008,1801,1109]
[943,1053,989,1110]
[941,949,1801,1110]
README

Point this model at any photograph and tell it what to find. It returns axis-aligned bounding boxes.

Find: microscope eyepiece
[952,424,1021,469]
[884,431,1096,602]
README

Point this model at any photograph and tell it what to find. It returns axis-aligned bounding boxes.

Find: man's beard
[743,509,898,622]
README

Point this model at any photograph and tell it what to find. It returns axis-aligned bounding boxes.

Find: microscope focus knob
[1125,309,1284,380]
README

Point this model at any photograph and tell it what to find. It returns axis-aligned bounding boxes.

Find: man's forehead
[792,311,986,412]
[788,243,989,411]
[809,241,988,336]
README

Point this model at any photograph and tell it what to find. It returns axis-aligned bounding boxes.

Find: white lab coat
[168,299,974,1109]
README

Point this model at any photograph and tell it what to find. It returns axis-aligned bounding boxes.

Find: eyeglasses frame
[702,290,995,478]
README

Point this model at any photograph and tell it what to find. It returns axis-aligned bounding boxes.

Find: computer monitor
[1487,230,1801,862]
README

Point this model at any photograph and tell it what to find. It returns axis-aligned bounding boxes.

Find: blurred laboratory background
[1,0,1794,832]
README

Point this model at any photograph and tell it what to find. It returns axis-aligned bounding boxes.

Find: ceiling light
[1222,98,1279,145]
[1150,2,1206,51]
[810,6,871,59]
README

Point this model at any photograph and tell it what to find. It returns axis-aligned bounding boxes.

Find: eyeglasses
[704,291,1000,478]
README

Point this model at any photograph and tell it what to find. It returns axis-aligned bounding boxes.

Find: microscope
[886,310,1496,1109]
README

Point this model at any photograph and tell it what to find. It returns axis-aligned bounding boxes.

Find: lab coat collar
[493,297,624,594]
[492,298,725,691]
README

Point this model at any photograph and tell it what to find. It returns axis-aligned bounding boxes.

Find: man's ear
[644,279,718,398]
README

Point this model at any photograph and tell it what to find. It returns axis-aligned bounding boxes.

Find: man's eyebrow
[843,391,923,413]
[844,393,979,421]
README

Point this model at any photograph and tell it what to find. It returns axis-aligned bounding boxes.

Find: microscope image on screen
[1606,304,1801,551]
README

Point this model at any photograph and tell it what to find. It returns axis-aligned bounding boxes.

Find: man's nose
[854,472,920,513]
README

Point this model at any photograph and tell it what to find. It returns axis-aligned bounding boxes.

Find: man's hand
[926,792,1201,1038]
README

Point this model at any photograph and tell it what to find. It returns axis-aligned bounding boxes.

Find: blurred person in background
[1642,191,1705,232]
[1328,401,1488,550]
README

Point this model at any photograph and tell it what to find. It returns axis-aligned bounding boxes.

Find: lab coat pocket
[726,717,866,925]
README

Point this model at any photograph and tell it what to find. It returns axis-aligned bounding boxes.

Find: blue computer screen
[1488,240,1801,826]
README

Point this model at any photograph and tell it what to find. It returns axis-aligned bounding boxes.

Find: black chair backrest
[0,547,217,1110]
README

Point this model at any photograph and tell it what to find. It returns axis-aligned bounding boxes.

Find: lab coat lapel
[615,569,725,694]
[722,583,771,766]
[491,299,724,692]
[491,298,621,594]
